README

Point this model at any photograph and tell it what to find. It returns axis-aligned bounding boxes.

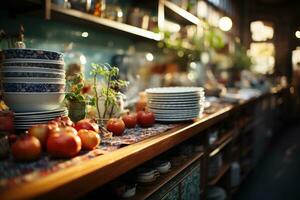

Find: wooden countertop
[0,87,289,200]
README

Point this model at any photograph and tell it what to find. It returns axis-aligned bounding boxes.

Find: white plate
[155,117,197,122]
[14,107,67,116]
[15,111,68,119]
[146,87,204,94]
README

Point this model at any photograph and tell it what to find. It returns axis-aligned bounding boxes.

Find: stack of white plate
[14,108,68,130]
[146,87,205,122]
[1,48,67,129]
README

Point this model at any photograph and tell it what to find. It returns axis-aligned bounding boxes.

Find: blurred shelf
[163,0,201,25]
[208,163,230,186]
[49,4,163,41]
[209,131,233,157]
[129,152,204,200]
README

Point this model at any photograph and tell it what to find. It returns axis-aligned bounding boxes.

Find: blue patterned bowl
[3,77,65,83]
[2,49,64,61]
[3,92,65,112]
[2,71,65,79]
[3,83,65,92]
[2,66,64,73]
[2,62,64,70]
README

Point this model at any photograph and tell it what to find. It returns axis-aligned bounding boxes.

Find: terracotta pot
[68,101,86,122]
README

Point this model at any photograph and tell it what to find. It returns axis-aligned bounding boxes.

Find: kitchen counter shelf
[129,152,204,200]
[163,0,201,25]
[47,3,163,41]
[209,129,235,155]
[208,163,230,186]
[0,87,289,200]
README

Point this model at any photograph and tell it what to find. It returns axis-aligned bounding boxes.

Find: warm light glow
[218,16,232,32]
[81,32,89,38]
[145,53,154,61]
[296,31,300,39]
[251,21,273,41]
[80,55,87,65]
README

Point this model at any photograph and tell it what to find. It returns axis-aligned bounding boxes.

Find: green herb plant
[90,63,128,126]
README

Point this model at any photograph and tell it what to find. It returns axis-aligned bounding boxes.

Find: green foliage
[66,73,87,102]
[90,63,128,124]
[231,43,252,71]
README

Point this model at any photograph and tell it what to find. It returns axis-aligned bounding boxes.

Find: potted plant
[90,63,128,127]
[65,73,93,122]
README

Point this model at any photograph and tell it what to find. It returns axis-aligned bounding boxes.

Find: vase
[68,101,86,122]
[96,95,124,122]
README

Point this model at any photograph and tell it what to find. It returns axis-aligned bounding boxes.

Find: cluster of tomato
[106,110,155,136]
[10,117,100,162]
[9,109,155,162]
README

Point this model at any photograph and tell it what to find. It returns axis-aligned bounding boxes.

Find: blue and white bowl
[2,66,65,73]
[2,71,65,79]
[2,49,64,61]
[3,92,65,112]
[3,77,65,83]
[3,82,65,93]
[2,61,65,70]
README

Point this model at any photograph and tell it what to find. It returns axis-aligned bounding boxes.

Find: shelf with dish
[0,87,288,200]
[46,2,163,41]
[128,152,204,200]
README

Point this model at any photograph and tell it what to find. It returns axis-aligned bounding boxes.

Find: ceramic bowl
[2,66,65,73]
[2,49,64,61]
[2,62,65,70]
[3,92,65,112]
[2,71,65,79]
[136,168,160,183]
[154,161,171,174]
[3,82,65,93]
[3,77,65,83]
[121,185,137,198]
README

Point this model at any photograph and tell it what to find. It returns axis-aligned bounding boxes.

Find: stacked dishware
[146,87,205,122]
[1,48,67,129]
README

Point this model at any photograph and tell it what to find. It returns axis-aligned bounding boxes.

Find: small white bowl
[3,92,65,112]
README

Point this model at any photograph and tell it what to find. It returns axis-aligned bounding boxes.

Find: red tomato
[75,119,99,133]
[137,110,155,128]
[122,113,137,128]
[106,118,125,136]
[77,129,101,150]
[28,124,50,148]
[47,132,82,158]
[49,126,78,136]
[12,135,41,162]
[60,116,74,127]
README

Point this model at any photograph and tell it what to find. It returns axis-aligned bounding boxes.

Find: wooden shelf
[209,134,233,157]
[163,0,201,25]
[49,4,163,41]
[208,163,230,186]
[129,152,203,200]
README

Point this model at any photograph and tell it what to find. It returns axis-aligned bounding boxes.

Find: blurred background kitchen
[1,0,300,115]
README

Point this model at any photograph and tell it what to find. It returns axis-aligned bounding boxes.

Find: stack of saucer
[146,87,205,122]
[1,48,67,129]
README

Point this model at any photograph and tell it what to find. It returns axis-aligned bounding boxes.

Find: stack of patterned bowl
[1,48,68,130]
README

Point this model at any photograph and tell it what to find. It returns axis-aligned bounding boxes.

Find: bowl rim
[3,92,66,94]
[3,80,66,84]
[2,66,65,73]
[2,70,66,75]
[2,58,65,64]
[3,48,64,55]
